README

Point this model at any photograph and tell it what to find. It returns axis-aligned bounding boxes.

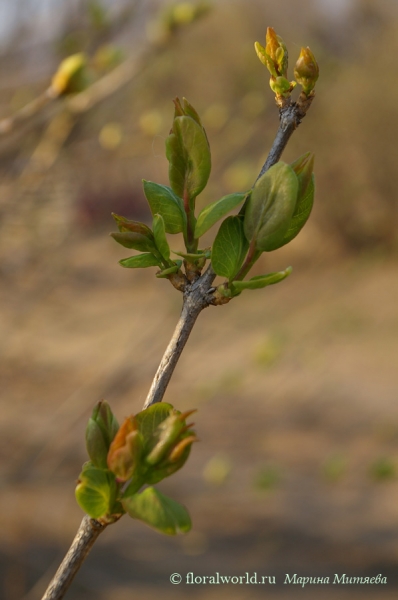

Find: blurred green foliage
[253,464,281,491]
[321,454,347,482]
[369,457,396,481]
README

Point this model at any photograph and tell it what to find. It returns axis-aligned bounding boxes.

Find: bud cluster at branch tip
[255,27,296,99]
[76,402,198,532]
[255,27,319,101]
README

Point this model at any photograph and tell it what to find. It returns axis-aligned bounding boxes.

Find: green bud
[269,76,296,98]
[294,47,319,95]
[86,401,119,469]
[146,409,196,465]
[144,409,198,484]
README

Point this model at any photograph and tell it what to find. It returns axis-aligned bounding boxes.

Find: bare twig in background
[0,89,57,136]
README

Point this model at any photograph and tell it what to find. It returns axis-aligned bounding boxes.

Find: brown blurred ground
[1,1,398,599]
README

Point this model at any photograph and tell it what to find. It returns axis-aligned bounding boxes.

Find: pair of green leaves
[144,182,248,241]
[111,97,315,299]
[165,97,211,205]
[244,156,314,252]
[210,157,314,286]
[111,211,182,276]
[75,465,191,535]
[123,487,191,535]
[76,402,195,535]
[114,184,250,272]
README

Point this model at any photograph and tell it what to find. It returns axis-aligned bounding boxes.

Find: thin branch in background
[0,89,56,135]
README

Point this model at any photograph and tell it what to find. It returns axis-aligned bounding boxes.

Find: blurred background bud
[50,53,88,96]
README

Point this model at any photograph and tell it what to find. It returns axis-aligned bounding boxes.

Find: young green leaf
[165,116,211,201]
[194,192,248,239]
[75,463,118,519]
[153,214,170,261]
[279,175,315,247]
[173,249,211,261]
[231,266,292,292]
[181,97,202,126]
[244,162,298,252]
[142,181,186,234]
[112,213,154,238]
[135,403,175,455]
[156,263,182,278]
[111,232,157,253]
[122,486,191,535]
[211,216,249,280]
[290,152,314,198]
[119,254,161,269]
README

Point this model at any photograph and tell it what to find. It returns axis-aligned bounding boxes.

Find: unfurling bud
[144,408,198,483]
[254,28,296,99]
[294,47,319,95]
[107,416,143,482]
[86,401,119,469]
[265,27,288,77]
[146,409,197,464]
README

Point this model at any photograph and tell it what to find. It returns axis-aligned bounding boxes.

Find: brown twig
[40,516,108,600]
[143,265,217,408]
[256,91,315,181]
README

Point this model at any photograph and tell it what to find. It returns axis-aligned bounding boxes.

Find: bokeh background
[1,0,398,598]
